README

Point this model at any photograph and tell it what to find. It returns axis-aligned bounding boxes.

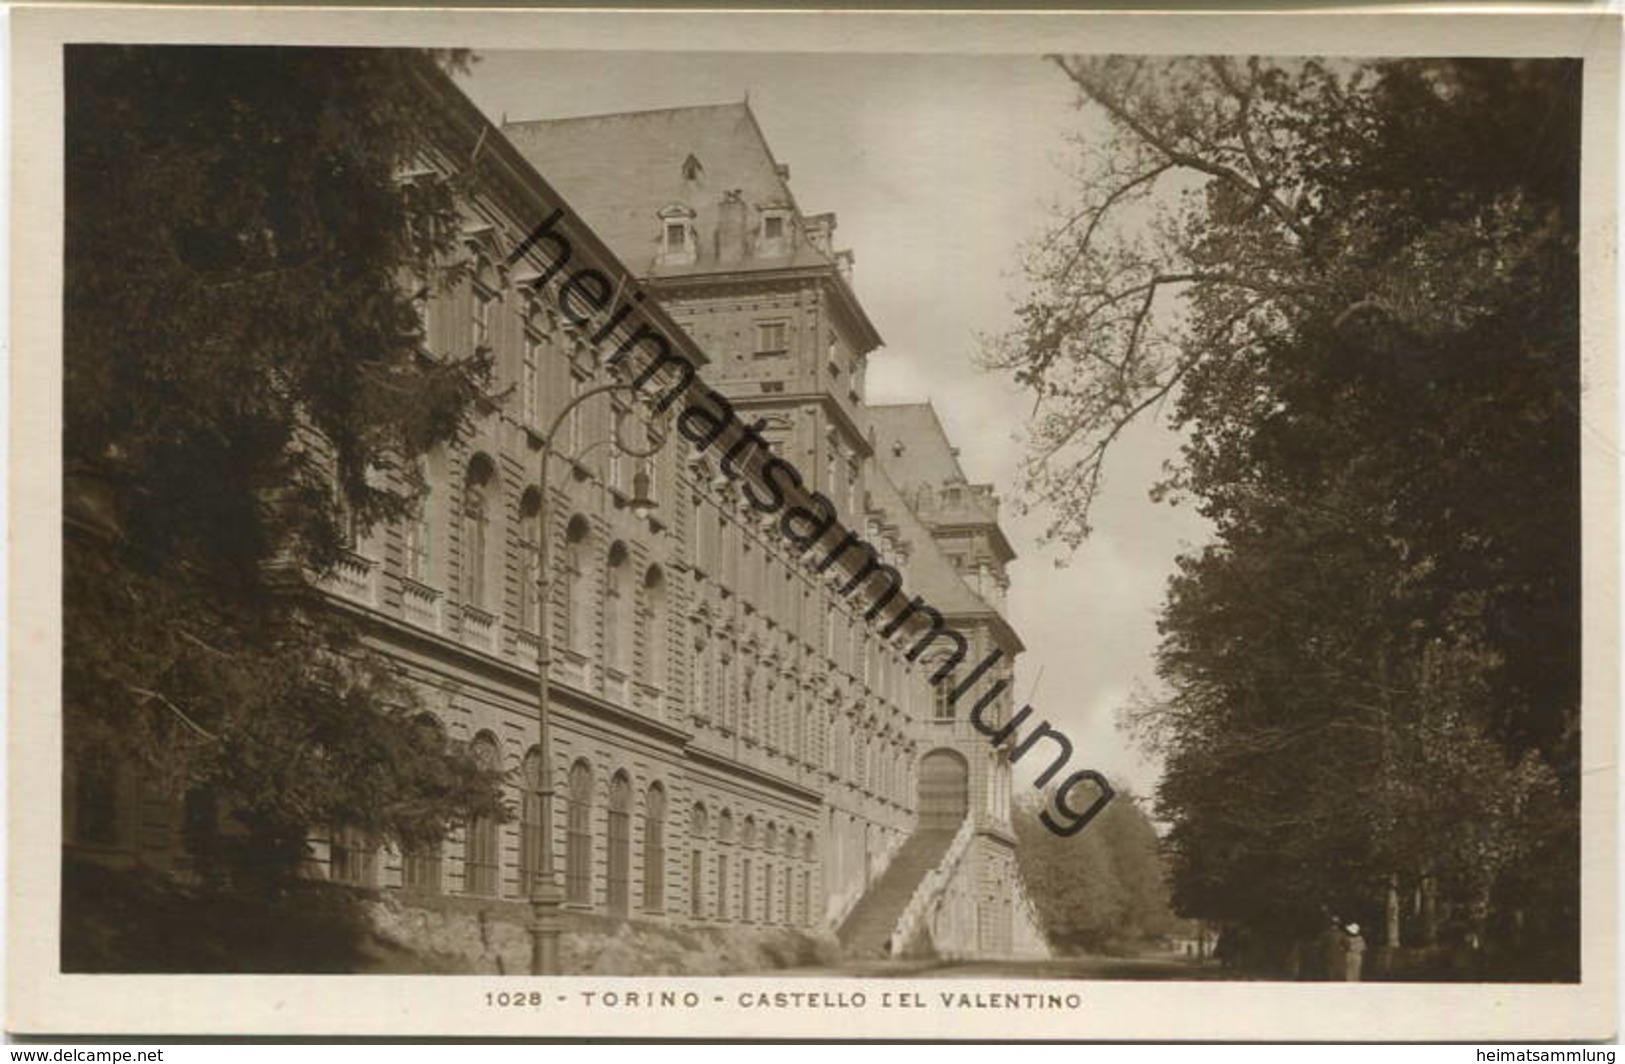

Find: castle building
[64,60,1048,966]
[500,100,1040,957]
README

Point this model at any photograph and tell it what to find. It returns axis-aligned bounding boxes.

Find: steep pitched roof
[869,401,1015,563]
[869,459,1023,652]
[868,403,969,493]
[501,102,835,277]
[869,462,980,613]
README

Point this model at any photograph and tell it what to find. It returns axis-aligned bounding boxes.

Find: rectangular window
[472,286,494,352]
[330,825,377,887]
[413,274,435,353]
[522,331,542,427]
[764,215,785,240]
[402,839,442,893]
[569,368,587,455]
[724,521,739,591]
[465,816,498,896]
[756,321,789,355]
[403,459,433,584]
[609,403,628,492]
[665,222,687,251]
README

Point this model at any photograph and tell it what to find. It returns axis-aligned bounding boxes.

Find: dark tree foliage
[64,46,505,884]
[1014,793,1178,954]
[992,58,1580,979]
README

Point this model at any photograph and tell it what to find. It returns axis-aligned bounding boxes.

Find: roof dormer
[755,203,793,259]
[656,203,698,267]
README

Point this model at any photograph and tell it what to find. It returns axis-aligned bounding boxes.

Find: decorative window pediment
[460,222,508,280]
[656,203,698,266]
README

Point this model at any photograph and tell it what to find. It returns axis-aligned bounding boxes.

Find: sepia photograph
[10,6,1620,1040]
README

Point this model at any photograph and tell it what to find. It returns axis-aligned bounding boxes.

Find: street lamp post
[530,379,663,976]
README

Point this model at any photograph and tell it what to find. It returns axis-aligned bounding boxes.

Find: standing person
[1344,923,1367,982]
[1321,915,1346,981]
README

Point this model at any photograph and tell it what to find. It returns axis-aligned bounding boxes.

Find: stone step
[836,828,958,958]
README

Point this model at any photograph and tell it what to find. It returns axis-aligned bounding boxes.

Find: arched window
[741,816,757,923]
[564,516,591,651]
[692,630,711,723]
[643,782,666,912]
[518,489,542,633]
[717,809,734,921]
[461,454,495,609]
[764,824,778,924]
[786,684,799,755]
[690,803,709,918]
[723,653,739,733]
[607,771,632,915]
[464,732,500,895]
[764,854,774,926]
[800,866,811,926]
[566,759,593,905]
[519,746,544,897]
[784,829,798,925]
[605,542,631,677]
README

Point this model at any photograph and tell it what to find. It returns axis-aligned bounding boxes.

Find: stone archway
[917,748,970,832]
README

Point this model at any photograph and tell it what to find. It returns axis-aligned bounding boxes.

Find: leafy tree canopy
[990,57,1580,977]
[1014,792,1178,954]
[65,45,505,882]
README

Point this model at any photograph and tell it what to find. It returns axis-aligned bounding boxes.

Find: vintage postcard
[7,5,1620,1041]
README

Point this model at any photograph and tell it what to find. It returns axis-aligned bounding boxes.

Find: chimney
[717,190,747,264]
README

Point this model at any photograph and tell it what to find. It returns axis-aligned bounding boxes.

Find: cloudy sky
[458,51,1215,800]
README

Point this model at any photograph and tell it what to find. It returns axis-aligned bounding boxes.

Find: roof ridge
[502,100,749,129]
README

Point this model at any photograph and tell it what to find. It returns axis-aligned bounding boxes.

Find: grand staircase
[836,827,957,958]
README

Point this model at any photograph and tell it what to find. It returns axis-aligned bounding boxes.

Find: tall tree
[1014,793,1178,953]
[991,57,1580,977]
[64,46,504,883]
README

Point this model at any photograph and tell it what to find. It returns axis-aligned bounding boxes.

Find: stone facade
[64,61,1046,962]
